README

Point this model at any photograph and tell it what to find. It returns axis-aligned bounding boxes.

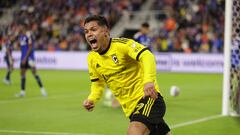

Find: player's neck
[99,38,111,55]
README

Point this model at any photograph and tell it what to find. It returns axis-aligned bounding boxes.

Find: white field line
[170,114,224,129]
[0,92,84,104]
[0,115,225,134]
[0,129,100,135]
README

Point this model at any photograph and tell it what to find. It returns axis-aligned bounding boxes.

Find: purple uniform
[19,31,35,61]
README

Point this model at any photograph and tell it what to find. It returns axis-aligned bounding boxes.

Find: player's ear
[104,27,109,37]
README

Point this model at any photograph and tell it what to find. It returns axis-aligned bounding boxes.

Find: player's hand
[143,82,158,100]
[22,58,27,65]
[83,99,94,112]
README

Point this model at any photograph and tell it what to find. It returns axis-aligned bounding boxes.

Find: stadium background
[0,0,240,135]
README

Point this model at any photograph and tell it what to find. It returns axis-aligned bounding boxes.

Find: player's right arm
[83,53,106,111]
[22,31,33,64]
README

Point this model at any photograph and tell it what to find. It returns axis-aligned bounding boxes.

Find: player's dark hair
[142,22,149,28]
[84,15,109,28]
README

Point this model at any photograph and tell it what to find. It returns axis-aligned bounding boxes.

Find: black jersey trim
[112,38,128,44]
[99,38,112,55]
[136,48,149,61]
[91,78,99,82]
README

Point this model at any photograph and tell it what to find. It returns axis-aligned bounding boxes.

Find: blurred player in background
[83,15,171,135]
[2,34,14,85]
[103,87,120,108]
[16,23,47,97]
[134,22,152,51]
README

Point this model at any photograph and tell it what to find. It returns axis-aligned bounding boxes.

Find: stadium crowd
[1,0,144,51]
[151,0,225,53]
[0,0,225,53]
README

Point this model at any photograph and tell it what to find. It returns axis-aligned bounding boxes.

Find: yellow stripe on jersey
[142,99,150,115]
[146,99,155,117]
[143,98,155,117]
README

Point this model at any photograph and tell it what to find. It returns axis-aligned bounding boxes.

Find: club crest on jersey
[111,54,119,64]
[96,63,101,68]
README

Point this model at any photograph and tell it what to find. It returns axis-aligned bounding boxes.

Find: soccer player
[2,34,14,85]
[16,23,47,97]
[83,15,171,135]
[133,22,152,51]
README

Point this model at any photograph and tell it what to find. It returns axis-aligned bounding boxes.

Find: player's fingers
[150,89,158,99]
[83,100,94,111]
[84,104,93,110]
[87,108,94,112]
[87,105,94,111]
[83,104,89,110]
[83,100,90,108]
[143,89,151,98]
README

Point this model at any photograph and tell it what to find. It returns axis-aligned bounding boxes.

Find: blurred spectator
[0,0,224,53]
[151,0,225,53]
[1,0,145,51]
[134,22,152,51]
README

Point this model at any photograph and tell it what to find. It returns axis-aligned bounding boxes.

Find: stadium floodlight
[222,0,240,116]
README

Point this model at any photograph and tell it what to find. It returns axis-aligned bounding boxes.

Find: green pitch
[0,70,239,135]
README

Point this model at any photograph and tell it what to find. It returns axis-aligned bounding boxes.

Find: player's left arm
[83,54,106,111]
[124,39,158,99]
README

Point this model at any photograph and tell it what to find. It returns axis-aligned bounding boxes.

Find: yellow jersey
[87,38,160,117]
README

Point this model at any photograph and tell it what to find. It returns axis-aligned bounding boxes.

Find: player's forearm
[139,51,156,84]
[7,49,12,59]
[25,44,32,59]
[88,82,105,103]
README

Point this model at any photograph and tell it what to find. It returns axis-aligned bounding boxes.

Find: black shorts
[129,94,170,135]
[20,60,33,69]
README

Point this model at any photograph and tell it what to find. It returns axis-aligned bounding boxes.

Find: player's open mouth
[89,39,97,44]
[89,39,98,49]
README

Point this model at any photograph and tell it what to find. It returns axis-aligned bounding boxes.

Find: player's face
[84,21,109,53]
[18,25,26,34]
[141,27,150,34]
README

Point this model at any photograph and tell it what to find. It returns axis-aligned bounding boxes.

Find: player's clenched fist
[83,99,94,111]
[143,82,158,100]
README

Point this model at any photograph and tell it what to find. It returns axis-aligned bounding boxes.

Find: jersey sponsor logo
[101,66,126,81]
[113,87,130,97]
[111,54,119,64]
